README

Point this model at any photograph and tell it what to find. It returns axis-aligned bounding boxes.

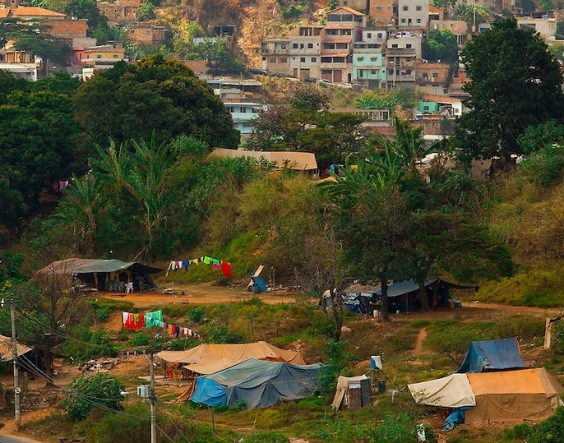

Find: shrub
[189,307,204,323]
[62,373,125,421]
[529,406,564,442]
[244,431,289,443]
[318,340,353,394]
[517,143,564,187]
[128,333,150,347]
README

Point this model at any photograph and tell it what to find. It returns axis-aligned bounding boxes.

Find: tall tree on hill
[454,18,564,166]
[73,55,239,150]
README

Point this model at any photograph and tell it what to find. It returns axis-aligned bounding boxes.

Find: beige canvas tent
[408,373,476,408]
[157,341,305,375]
[0,335,31,361]
[465,368,564,424]
[409,368,564,424]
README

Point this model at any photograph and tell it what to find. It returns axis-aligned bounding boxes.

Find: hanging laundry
[124,312,145,330]
[145,310,163,328]
[221,261,232,278]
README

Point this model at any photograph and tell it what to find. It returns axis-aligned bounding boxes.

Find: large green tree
[246,83,364,169]
[73,55,239,150]
[454,18,564,165]
[422,29,459,63]
[0,75,82,241]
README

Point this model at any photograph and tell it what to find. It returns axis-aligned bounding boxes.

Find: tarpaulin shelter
[190,358,325,409]
[157,341,305,375]
[0,335,32,361]
[409,368,564,424]
[457,337,526,373]
[340,279,475,314]
[465,368,564,424]
[32,258,163,292]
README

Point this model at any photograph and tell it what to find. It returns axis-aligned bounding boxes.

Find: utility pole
[9,300,20,431]
[149,351,156,443]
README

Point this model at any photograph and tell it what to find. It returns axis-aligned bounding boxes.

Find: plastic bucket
[378,381,386,393]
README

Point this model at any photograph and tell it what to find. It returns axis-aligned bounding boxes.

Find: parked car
[249,68,267,75]
[304,77,317,83]
[338,83,353,89]
[319,79,332,85]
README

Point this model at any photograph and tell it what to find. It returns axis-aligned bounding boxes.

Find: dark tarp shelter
[32,258,163,292]
[339,279,476,314]
[457,337,526,373]
[190,358,325,409]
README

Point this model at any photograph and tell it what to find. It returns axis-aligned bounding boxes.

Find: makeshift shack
[0,335,32,361]
[340,279,475,315]
[409,368,564,425]
[190,358,325,409]
[33,258,163,292]
[331,375,372,411]
[457,337,526,373]
[157,341,305,375]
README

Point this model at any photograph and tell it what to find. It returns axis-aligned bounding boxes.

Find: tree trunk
[381,282,389,322]
[332,290,344,341]
[418,279,429,311]
[43,347,54,386]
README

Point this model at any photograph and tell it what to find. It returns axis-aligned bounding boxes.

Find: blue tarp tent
[457,337,526,373]
[190,358,325,409]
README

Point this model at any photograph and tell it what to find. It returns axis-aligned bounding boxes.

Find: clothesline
[166,256,232,278]
[122,309,202,340]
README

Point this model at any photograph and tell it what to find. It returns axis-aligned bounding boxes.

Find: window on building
[417,18,421,23]
[270,57,276,63]
[359,70,363,77]
[145,31,151,35]
[300,57,305,62]
[311,57,317,62]
[113,55,119,58]
[281,57,287,63]
[367,33,372,38]
[416,5,422,11]
[240,107,247,113]
[392,44,398,48]
[406,44,412,48]
[388,69,393,75]
[401,19,406,23]
[432,72,438,78]
[423,105,429,111]
[403,5,408,10]
[308,43,313,48]
[371,70,377,75]
[377,33,382,38]
[370,56,377,61]
[357,56,364,61]
[293,43,298,48]
[97,55,102,59]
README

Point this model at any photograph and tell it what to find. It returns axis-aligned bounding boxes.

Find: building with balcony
[415,61,450,94]
[223,102,267,138]
[384,34,421,89]
[320,7,366,83]
[260,38,290,75]
[352,42,386,89]
[288,26,323,80]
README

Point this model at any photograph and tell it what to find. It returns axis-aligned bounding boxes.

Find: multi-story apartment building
[288,26,323,80]
[384,33,421,90]
[352,27,387,88]
[320,6,366,83]
[260,38,290,75]
[370,0,396,26]
[397,0,429,28]
[415,61,451,94]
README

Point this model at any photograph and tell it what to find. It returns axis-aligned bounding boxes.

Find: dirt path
[413,328,428,354]
[95,282,302,308]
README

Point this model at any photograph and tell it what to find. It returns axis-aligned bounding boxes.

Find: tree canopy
[73,54,240,150]
[454,18,564,164]
[422,29,458,63]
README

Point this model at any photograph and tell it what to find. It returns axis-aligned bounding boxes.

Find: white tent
[408,374,476,408]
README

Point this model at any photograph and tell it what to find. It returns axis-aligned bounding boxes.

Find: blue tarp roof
[191,358,325,409]
[457,337,526,373]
